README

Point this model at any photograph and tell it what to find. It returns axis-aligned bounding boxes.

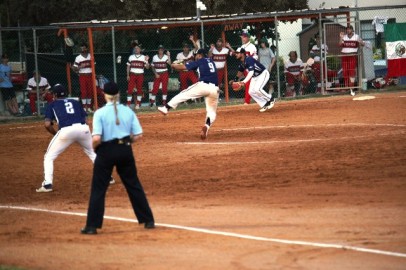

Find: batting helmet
[52,84,68,98]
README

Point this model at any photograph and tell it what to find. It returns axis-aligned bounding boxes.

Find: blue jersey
[186,57,218,86]
[92,102,143,142]
[45,98,87,128]
[238,56,267,78]
[0,64,13,88]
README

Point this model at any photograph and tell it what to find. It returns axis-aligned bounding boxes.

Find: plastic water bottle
[362,79,368,91]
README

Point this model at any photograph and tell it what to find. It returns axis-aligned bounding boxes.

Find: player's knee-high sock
[136,95,142,106]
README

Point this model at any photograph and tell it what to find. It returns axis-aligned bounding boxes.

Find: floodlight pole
[196,0,205,47]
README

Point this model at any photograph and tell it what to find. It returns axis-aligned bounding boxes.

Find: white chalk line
[1,205,405,258]
[216,123,406,132]
[178,132,404,145]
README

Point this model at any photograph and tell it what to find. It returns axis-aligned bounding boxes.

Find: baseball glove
[231,81,244,91]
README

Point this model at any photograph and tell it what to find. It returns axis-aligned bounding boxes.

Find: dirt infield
[0,91,405,270]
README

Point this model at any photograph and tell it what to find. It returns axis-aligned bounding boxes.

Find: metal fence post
[274,15,280,99]
[319,12,325,94]
[111,26,117,82]
[32,28,40,115]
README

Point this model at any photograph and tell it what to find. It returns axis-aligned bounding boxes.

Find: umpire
[81,81,155,235]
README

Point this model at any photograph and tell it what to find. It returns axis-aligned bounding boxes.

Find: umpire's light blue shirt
[92,102,142,142]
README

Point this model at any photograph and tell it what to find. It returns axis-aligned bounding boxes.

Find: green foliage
[327,56,340,70]
[1,0,308,27]
[373,45,386,60]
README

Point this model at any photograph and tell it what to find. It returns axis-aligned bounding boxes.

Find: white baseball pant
[43,123,96,186]
[168,81,220,125]
[249,70,273,107]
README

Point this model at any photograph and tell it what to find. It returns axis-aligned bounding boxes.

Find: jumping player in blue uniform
[158,49,220,140]
[36,84,114,192]
[234,47,275,112]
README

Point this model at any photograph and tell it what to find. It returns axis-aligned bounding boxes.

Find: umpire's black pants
[85,141,154,228]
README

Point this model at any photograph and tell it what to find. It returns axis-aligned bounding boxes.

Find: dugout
[48,7,351,108]
[3,5,405,114]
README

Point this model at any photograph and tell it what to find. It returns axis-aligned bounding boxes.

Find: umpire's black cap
[103,82,119,95]
[52,84,68,98]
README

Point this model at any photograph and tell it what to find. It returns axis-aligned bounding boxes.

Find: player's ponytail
[113,94,120,125]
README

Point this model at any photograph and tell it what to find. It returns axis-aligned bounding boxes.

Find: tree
[1,0,308,27]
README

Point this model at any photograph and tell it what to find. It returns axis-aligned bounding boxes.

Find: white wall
[308,0,406,9]
[277,19,303,61]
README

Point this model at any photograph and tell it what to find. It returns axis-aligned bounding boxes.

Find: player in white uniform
[209,38,233,87]
[240,32,257,104]
[72,44,94,112]
[284,51,304,97]
[126,44,150,109]
[150,45,171,106]
[340,25,364,96]
[26,71,53,115]
[175,42,198,91]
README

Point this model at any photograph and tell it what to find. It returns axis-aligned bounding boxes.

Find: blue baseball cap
[52,84,68,98]
[195,48,207,56]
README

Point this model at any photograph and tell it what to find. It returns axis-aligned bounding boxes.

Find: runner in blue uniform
[158,49,220,140]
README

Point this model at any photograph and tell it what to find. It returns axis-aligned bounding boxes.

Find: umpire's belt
[104,136,131,145]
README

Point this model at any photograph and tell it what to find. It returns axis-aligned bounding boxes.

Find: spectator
[72,44,94,113]
[0,54,20,116]
[258,38,276,94]
[284,51,304,97]
[308,33,318,54]
[310,33,329,62]
[26,70,54,115]
[150,45,171,107]
[126,43,150,109]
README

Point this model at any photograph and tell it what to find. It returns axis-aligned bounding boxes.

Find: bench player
[72,44,94,113]
[150,45,171,107]
[208,38,233,88]
[126,44,150,109]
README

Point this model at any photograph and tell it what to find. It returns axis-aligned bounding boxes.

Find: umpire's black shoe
[81,226,97,235]
[144,221,155,229]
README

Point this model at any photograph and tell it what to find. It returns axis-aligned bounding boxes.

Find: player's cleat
[149,103,156,108]
[157,106,168,115]
[36,184,53,193]
[259,98,276,112]
[109,177,115,184]
[350,89,355,96]
[259,104,268,112]
[200,125,209,140]
[267,97,275,110]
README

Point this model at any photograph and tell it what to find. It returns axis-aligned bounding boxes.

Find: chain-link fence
[1,4,405,116]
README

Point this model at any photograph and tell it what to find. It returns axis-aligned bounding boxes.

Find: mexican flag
[384,23,406,77]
